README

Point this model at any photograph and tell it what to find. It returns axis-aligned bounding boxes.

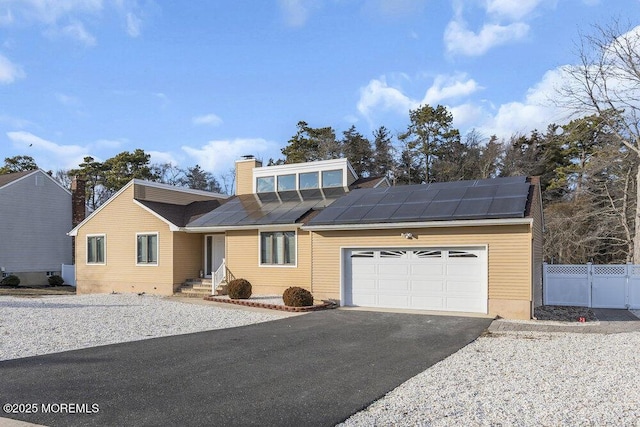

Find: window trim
[86,234,106,265]
[136,232,159,266]
[277,174,296,192]
[298,171,319,190]
[256,176,275,193]
[321,169,343,188]
[258,229,298,268]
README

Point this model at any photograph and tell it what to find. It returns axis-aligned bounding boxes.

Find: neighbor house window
[260,231,296,266]
[321,170,343,188]
[87,235,105,264]
[256,176,275,193]
[137,233,158,265]
[277,174,296,191]
[299,172,319,189]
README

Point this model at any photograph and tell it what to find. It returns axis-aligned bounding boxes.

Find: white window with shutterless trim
[86,234,106,265]
[136,232,158,266]
[259,230,297,267]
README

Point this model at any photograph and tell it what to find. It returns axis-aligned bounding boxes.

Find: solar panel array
[308,176,531,226]
[187,191,337,227]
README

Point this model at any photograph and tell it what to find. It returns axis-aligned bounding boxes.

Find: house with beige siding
[68,180,228,295]
[70,157,543,320]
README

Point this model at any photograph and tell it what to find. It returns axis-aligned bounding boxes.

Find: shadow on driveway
[0,310,492,426]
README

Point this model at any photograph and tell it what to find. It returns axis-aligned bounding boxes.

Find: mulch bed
[534,305,597,322]
[204,296,338,312]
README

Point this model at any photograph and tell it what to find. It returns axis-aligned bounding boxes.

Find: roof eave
[302,217,533,231]
[184,223,303,233]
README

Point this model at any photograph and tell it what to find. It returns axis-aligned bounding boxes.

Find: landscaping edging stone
[204,296,338,312]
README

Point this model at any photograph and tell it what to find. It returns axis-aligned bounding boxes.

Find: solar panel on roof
[361,204,401,221]
[333,205,374,223]
[257,192,279,203]
[421,200,459,219]
[392,202,427,220]
[487,196,527,217]
[355,191,387,206]
[452,198,493,218]
[279,190,301,202]
[299,188,323,201]
[495,183,531,197]
[432,187,467,202]
[379,191,411,205]
[463,185,498,199]
[323,187,347,198]
[406,189,437,203]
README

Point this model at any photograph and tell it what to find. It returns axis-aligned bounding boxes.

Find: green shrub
[228,278,252,299]
[1,275,20,287]
[48,275,65,286]
[283,286,314,307]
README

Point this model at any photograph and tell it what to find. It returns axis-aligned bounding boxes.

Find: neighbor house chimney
[71,175,87,264]
[235,155,262,196]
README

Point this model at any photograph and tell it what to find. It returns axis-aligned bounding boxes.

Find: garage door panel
[446,280,483,294]
[352,278,377,291]
[378,279,410,291]
[411,296,445,310]
[378,264,410,275]
[410,280,445,293]
[346,247,487,314]
[410,264,444,276]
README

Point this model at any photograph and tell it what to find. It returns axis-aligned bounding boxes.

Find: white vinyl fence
[543,263,640,309]
[61,264,76,287]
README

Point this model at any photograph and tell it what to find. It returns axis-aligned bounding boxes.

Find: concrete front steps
[175,278,213,298]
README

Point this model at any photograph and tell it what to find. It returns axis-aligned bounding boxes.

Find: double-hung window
[87,235,105,264]
[137,233,158,265]
[260,231,296,266]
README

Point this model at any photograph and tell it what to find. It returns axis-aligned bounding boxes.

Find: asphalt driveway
[0,310,492,426]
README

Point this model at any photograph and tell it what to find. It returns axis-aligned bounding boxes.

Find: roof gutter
[183,223,303,233]
[301,217,533,231]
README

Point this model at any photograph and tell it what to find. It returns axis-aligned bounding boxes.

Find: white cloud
[278,0,317,27]
[444,19,529,56]
[92,138,125,149]
[423,74,481,104]
[55,92,82,107]
[148,150,178,166]
[182,138,276,174]
[357,76,414,119]
[485,0,543,20]
[60,20,96,46]
[6,131,89,169]
[126,11,141,37]
[192,113,223,127]
[357,73,482,122]
[0,53,24,84]
[4,0,104,25]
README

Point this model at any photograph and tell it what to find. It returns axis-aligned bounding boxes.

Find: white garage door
[344,247,487,313]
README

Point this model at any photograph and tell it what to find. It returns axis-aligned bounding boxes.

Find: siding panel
[311,225,532,304]
[226,228,312,294]
[75,186,175,295]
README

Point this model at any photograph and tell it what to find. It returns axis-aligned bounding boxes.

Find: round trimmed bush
[48,275,65,286]
[1,275,20,287]
[227,278,252,299]
[283,286,314,307]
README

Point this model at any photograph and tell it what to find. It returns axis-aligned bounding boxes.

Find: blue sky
[0,0,637,176]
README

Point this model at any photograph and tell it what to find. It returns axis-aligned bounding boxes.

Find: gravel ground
[340,330,640,426]
[0,293,285,361]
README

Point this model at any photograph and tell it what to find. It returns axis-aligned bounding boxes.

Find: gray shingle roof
[0,170,35,189]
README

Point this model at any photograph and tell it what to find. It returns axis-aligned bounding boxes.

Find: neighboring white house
[0,170,73,285]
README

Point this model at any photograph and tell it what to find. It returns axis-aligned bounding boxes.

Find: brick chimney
[71,176,87,264]
[71,175,87,227]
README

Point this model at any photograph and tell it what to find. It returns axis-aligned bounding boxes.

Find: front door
[204,235,225,278]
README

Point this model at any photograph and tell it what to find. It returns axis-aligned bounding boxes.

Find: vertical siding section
[310,224,532,304]
[226,228,312,294]
[75,186,175,295]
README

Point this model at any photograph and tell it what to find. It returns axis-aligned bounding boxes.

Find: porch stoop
[176,278,213,298]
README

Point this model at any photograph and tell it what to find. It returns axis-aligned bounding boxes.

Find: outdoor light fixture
[401,232,414,240]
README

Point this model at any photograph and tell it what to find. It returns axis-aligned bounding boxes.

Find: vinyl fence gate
[543,263,640,309]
